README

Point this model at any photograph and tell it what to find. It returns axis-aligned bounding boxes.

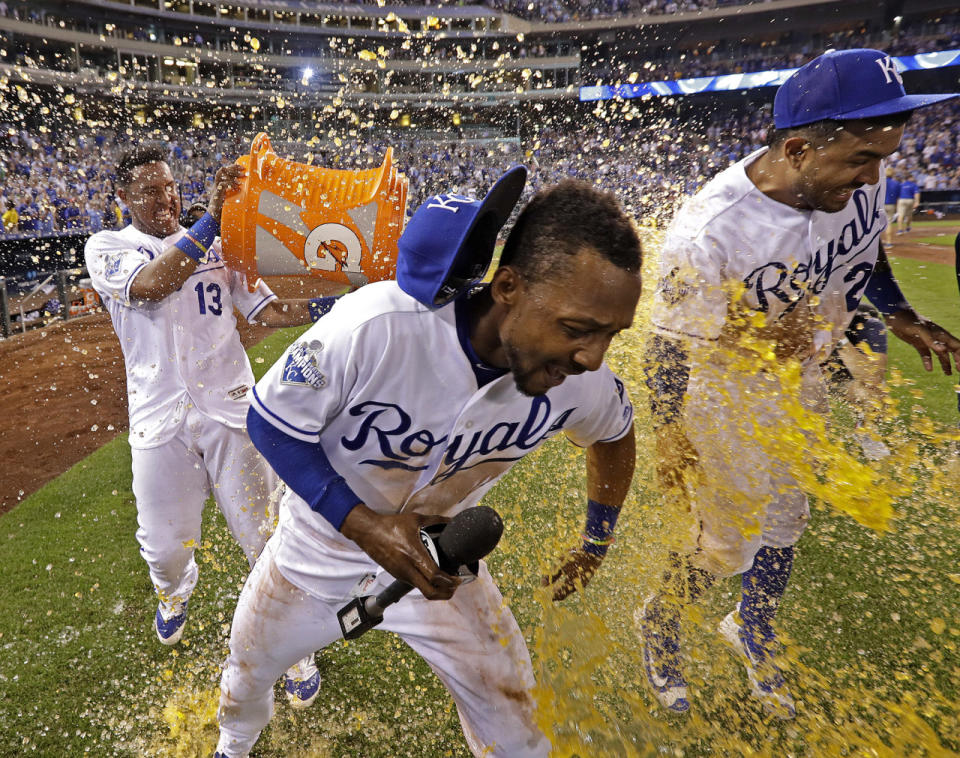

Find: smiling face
[788,121,905,213]
[117,161,181,238]
[493,245,641,397]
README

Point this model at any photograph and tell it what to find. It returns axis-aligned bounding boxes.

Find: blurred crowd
[586,13,960,81]
[0,129,244,238]
[0,0,758,24]
[1,98,958,239]
[480,0,761,23]
[6,2,957,102]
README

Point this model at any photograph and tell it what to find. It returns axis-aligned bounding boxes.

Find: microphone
[337,506,503,640]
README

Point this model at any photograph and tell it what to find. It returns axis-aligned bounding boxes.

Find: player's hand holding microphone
[340,505,462,600]
[338,506,504,639]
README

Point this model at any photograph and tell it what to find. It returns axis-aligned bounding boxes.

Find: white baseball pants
[130,405,277,605]
[682,362,825,576]
[216,538,550,758]
[895,198,915,231]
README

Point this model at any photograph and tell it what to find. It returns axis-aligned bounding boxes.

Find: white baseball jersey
[652,147,887,361]
[649,147,887,571]
[85,223,277,449]
[251,280,634,597]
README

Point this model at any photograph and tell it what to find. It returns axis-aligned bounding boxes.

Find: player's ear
[490,266,523,307]
[782,137,810,169]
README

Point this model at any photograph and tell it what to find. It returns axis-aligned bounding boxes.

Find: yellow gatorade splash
[74,228,957,756]
[158,686,220,757]
[520,229,959,756]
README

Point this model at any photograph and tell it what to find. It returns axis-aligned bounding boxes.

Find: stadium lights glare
[302,67,315,84]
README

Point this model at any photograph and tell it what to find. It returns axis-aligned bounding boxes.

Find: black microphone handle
[364,579,413,618]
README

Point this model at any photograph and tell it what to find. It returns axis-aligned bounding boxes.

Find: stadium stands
[0,0,957,243]
[1,95,957,241]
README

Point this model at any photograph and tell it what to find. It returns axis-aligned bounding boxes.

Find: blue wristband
[174,212,219,263]
[582,499,620,557]
[308,295,339,322]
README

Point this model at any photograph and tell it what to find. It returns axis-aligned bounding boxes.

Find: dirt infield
[1,233,958,515]
[885,235,957,265]
[0,275,342,515]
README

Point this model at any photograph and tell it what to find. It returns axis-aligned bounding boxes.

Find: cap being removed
[397,165,527,307]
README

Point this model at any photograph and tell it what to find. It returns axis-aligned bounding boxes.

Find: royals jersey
[85,223,277,448]
[251,281,633,595]
[651,147,887,362]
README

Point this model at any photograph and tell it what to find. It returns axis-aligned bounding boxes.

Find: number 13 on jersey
[195,281,223,316]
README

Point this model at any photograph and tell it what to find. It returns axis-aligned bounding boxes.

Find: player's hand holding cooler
[207,162,246,221]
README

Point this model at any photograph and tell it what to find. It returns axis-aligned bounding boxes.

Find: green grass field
[915,235,956,247]
[913,220,960,230]
[1,257,959,757]
[903,219,957,245]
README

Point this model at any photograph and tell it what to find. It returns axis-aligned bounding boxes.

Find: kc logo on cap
[874,55,903,86]
[427,194,475,213]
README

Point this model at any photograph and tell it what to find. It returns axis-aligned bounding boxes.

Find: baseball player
[640,49,959,718]
[84,142,339,706]
[213,173,643,758]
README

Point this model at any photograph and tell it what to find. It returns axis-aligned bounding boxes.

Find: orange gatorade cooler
[220,132,408,291]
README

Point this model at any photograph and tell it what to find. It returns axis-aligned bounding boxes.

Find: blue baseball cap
[774,48,957,129]
[397,165,527,307]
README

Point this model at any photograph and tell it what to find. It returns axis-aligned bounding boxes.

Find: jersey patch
[104,254,124,278]
[658,266,694,305]
[281,340,327,389]
[226,384,250,401]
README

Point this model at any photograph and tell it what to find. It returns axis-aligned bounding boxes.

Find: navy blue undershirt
[454,292,509,389]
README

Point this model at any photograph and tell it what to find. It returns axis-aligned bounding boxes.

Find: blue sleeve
[864,248,910,316]
[246,405,361,530]
[642,334,690,428]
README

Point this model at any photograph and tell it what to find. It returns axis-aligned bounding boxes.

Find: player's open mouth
[544,364,567,387]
